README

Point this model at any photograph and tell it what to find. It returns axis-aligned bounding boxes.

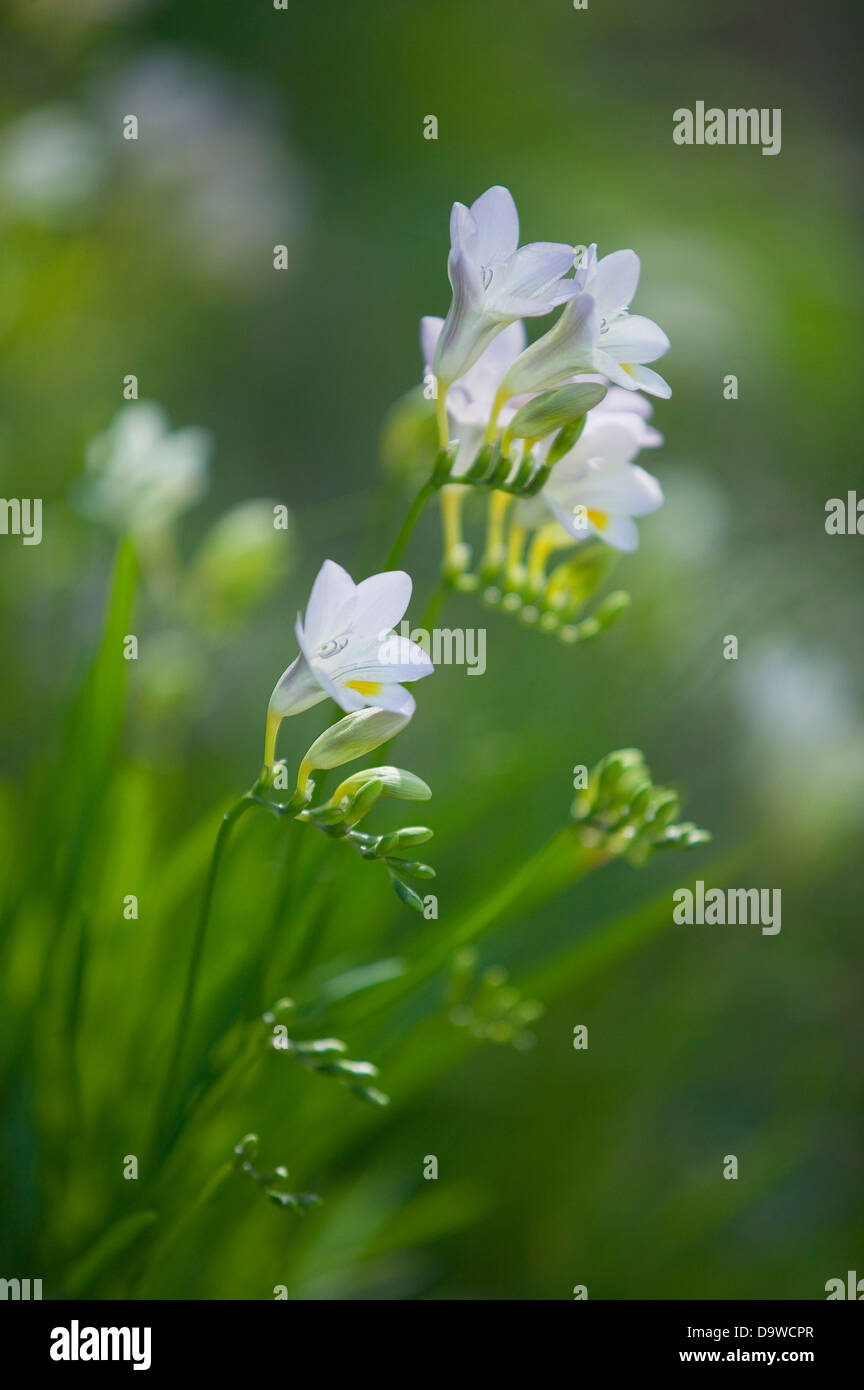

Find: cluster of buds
[231,1133,320,1213]
[254,706,435,913]
[572,749,711,865]
[261,998,389,1107]
[447,948,544,1051]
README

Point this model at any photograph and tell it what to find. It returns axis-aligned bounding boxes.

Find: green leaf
[62,1210,159,1297]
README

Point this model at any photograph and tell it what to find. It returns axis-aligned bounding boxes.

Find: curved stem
[419,578,449,631]
[383,476,439,570]
[137,1161,234,1297]
[155,794,254,1145]
[263,708,282,770]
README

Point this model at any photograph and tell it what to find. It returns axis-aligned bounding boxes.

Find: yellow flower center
[345,680,383,696]
[587,509,608,531]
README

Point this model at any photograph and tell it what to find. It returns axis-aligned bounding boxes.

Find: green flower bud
[341,777,385,826]
[389,859,436,880]
[297,708,411,792]
[389,874,425,912]
[507,382,607,442]
[190,500,291,628]
[287,1038,347,1055]
[350,1085,390,1107]
[332,765,432,805]
[380,386,438,487]
[594,589,632,628]
[389,826,434,847]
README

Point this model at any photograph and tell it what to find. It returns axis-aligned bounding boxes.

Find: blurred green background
[1,0,862,1299]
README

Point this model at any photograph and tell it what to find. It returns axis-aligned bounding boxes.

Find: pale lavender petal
[302,560,356,651]
[468,185,520,265]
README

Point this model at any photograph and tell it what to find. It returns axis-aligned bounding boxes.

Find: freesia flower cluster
[41,176,712,1286]
[418,186,670,608]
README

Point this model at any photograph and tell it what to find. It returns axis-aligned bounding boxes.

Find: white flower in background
[520,390,664,551]
[0,106,108,220]
[421,316,527,474]
[94,51,303,284]
[736,642,864,854]
[269,560,433,725]
[432,185,582,388]
[75,401,212,535]
[501,247,671,401]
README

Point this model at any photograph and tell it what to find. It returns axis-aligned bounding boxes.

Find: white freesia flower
[500,247,671,401]
[269,560,433,729]
[421,315,526,474]
[432,185,582,388]
[521,390,664,552]
[75,401,212,535]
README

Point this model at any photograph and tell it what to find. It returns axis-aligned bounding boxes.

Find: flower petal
[420,315,443,370]
[591,349,644,391]
[496,241,576,299]
[555,419,647,474]
[268,652,328,717]
[468,185,520,265]
[600,385,654,417]
[598,513,641,551]
[465,317,527,381]
[624,364,673,399]
[371,633,435,681]
[433,247,491,382]
[590,250,640,319]
[449,201,476,255]
[302,559,356,651]
[367,683,417,717]
[572,460,664,516]
[352,570,413,636]
[501,293,598,396]
[600,313,670,363]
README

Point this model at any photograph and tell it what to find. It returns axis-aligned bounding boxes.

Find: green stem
[383,476,439,570]
[383,434,453,571]
[137,1161,234,1298]
[419,578,449,631]
[251,819,302,1008]
[155,795,254,1146]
